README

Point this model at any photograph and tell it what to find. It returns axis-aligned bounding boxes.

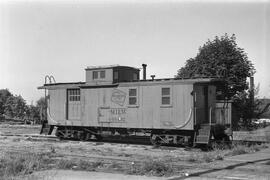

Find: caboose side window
[93,70,106,79]
[161,87,171,105]
[68,89,80,101]
[129,88,138,106]
[100,70,105,78]
[93,71,98,79]
[113,71,119,80]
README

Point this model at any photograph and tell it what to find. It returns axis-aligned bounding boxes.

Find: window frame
[113,71,119,80]
[100,70,105,79]
[128,87,139,107]
[161,87,172,107]
[92,70,106,80]
[67,89,81,102]
[93,71,98,79]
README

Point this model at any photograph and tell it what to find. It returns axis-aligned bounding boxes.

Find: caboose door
[194,85,208,125]
[66,89,81,120]
[194,84,216,125]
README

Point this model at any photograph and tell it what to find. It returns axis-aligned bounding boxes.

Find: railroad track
[0,133,59,141]
[0,133,153,146]
[1,132,268,147]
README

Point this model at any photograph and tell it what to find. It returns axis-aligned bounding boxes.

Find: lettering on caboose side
[110,108,126,115]
[98,107,127,123]
[109,108,126,122]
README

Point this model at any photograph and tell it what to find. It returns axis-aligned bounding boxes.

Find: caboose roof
[85,65,140,71]
[38,77,223,89]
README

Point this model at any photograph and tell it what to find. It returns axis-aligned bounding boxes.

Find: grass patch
[56,159,77,169]
[186,152,223,163]
[128,159,173,177]
[186,154,198,162]
[56,159,104,171]
[224,142,268,156]
[186,142,269,163]
[0,152,54,180]
[1,142,268,179]
[107,161,122,170]
[188,142,270,163]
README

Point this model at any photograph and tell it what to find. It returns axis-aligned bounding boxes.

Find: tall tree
[36,97,47,123]
[176,34,255,98]
[36,97,47,110]
[4,95,27,119]
[0,89,12,116]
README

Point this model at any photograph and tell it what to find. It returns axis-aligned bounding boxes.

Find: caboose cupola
[85,65,140,85]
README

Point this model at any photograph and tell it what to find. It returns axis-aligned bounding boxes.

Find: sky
[0,0,270,104]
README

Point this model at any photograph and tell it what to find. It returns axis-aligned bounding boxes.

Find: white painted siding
[80,83,194,130]
[48,82,196,130]
[48,89,66,124]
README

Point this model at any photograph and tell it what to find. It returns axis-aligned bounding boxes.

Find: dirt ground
[0,124,270,180]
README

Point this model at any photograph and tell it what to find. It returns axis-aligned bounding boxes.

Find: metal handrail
[175,108,193,129]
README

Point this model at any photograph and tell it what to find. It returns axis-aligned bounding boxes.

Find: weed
[187,154,198,162]
[143,159,173,176]
[77,160,95,171]
[56,159,76,169]
[128,159,173,176]
[120,153,132,157]
[108,162,122,170]
[91,160,104,169]
[202,153,214,163]
[186,151,223,163]
[211,142,230,150]
[12,138,21,142]
[216,154,224,160]
[49,146,56,153]
[94,142,104,146]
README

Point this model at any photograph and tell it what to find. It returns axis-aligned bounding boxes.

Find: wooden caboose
[39,64,232,146]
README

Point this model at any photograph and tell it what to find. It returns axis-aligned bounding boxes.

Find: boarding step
[194,124,212,145]
[198,129,211,135]
[195,135,210,144]
[40,122,54,135]
[198,125,211,133]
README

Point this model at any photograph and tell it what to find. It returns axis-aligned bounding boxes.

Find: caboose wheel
[150,134,161,146]
[95,134,103,141]
[79,132,86,141]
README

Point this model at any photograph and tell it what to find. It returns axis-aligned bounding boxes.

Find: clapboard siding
[47,82,213,130]
[76,83,194,130]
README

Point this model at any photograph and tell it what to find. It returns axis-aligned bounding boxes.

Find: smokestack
[142,64,147,80]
